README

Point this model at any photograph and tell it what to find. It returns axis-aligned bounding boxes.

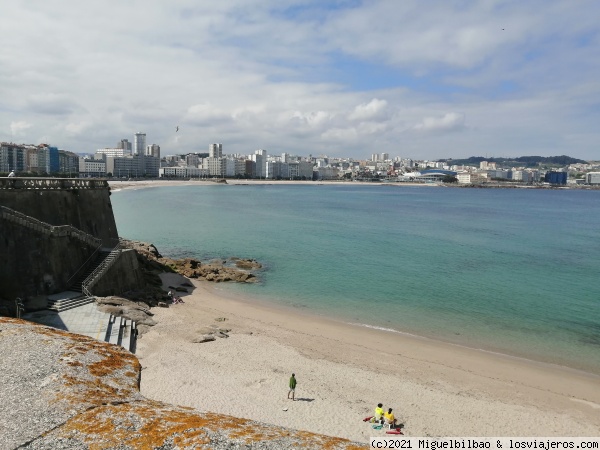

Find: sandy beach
[134,273,600,444]
[108,178,434,192]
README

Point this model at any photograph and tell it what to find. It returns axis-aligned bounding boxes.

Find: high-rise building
[209,143,223,158]
[146,144,160,159]
[118,139,133,154]
[134,132,146,156]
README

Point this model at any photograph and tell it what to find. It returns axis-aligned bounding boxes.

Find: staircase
[70,251,110,293]
[46,291,95,312]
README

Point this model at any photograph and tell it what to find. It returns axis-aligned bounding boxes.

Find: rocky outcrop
[121,239,261,284]
[0,318,365,449]
[165,258,258,283]
[96,296,157,326]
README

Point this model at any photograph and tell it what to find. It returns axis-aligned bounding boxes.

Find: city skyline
[1,1,599,160]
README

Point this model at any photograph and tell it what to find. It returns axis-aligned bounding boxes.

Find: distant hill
[444,155,588,168]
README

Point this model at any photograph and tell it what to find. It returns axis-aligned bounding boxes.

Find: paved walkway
[22,302,111,342]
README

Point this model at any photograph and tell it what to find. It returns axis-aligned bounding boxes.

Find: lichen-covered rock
[1,318,366,449]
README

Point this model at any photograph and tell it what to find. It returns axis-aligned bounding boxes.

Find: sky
[1,0,599,161]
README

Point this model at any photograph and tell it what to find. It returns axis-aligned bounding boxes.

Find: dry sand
[108,178,434,192]
[135,273,600,444]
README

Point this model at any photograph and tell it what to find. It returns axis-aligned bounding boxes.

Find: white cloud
[348,99,388,121]
[413,113,466,133]
[10,121,32,136]
[0,1,598,160]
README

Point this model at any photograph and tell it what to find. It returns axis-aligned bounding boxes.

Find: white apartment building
[586,172,600,185]
[96,148,128,158]
[480,161,497,170]
[457,172,488,184]
[204,157,226,177]
[252,149,267,178]
[225,157,246,177]
[79,158,106,177]
[160,167,208,178]
[265,160,287,179]
[288,161,313,179]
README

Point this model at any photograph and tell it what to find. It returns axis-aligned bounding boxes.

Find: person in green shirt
[288,373,297,400]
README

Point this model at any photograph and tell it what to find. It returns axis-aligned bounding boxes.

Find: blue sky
[1,0,599,160]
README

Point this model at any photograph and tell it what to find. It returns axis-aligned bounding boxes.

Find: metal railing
[81,240,123,297]
[65,244,104,288]
[0,206,102,248]
[0,177,109,190]
[15,298,25,319]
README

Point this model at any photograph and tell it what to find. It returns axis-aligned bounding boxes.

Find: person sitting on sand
[384,408,397,428]
[373,403,384,423]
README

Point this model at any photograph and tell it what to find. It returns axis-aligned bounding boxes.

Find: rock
[216,332,229,338]
[122,240,262,285]
[95,296,157,327]
[157,302,169,308]
[95,296,151,313]
[193,335,216,343]
[196,326,216,335]
[214,317,227,322]
[231,258,263,270]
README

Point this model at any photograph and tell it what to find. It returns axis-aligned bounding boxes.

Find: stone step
[46,291,95,312]
[47,297,95,312]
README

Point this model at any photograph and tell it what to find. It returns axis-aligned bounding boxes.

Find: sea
[111,184,600,375]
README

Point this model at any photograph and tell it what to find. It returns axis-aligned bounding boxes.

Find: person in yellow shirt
[373,403,384,423]
[384,408,397,428]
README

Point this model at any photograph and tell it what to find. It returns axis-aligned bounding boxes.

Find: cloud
[413,112,466,133]
[348,99,388,121]
[10,121,32,136]
[0,1,598,160]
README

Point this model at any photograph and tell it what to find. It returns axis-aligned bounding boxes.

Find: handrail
[65,244,103,287]
[81,240,123,296]
[0,206,102,248]
[0,177,108,190]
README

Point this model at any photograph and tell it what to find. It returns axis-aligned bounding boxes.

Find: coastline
[108,178,599,193]
[135,273,600,443]
[108,178,439,192]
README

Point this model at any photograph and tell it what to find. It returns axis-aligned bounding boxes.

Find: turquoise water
[111,184,600,374]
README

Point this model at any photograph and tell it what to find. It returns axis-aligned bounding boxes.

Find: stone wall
[91,249,147,297]
[0,179,148,313]
[0,180,119,247]
[0,218,98,308]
